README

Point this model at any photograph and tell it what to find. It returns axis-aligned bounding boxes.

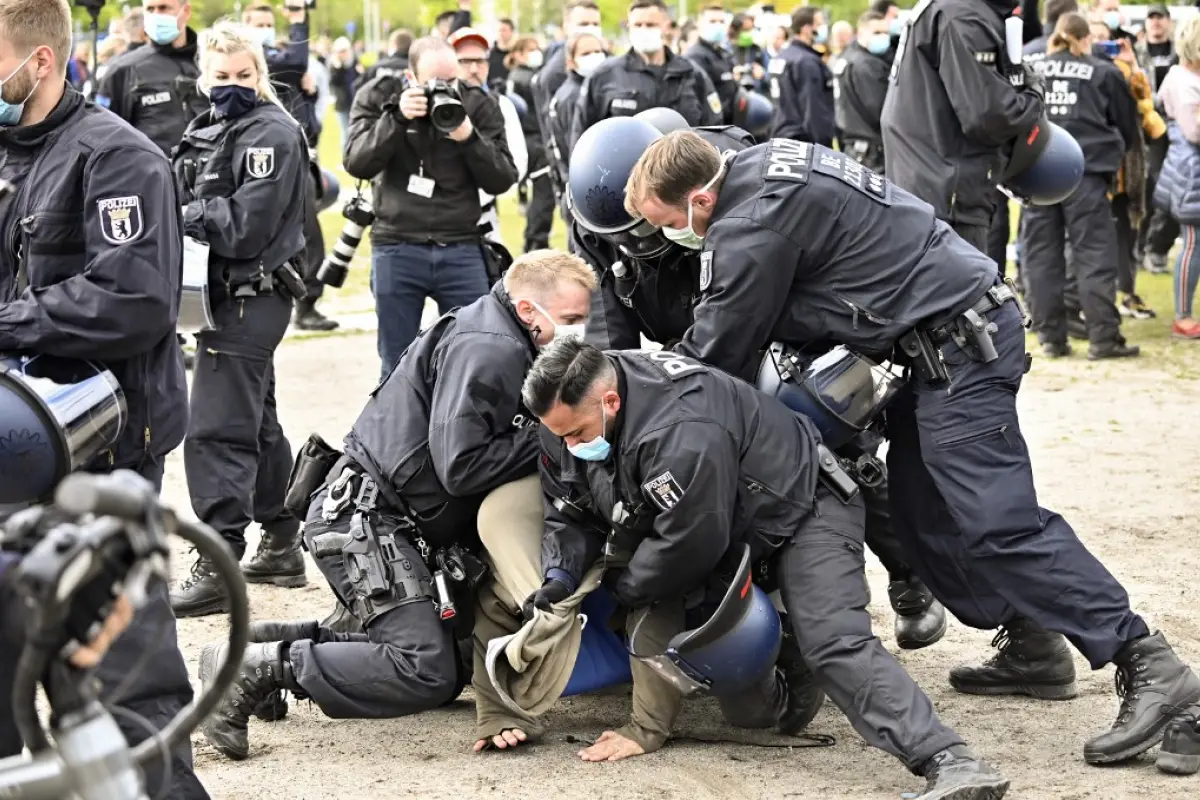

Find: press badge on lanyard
[408,164,435,198]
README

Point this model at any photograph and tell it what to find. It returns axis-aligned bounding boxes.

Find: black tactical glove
[521,578,571,620]
[1023,63,1045,103]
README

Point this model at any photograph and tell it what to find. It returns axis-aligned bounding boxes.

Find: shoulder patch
[764,138,812,183]
[246,147,276,179]
[97,195,144,245]
[707,91,723,115]
[643,471,684,511]
[768,58,786,75]
[700,250,713,291]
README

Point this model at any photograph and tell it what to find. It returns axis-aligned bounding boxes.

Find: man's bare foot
[473,728,528,752]
[578,730,646,762]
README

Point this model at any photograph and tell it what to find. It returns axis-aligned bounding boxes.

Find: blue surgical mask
[701,23,727,45]
[1104,11,1121,31]
[662,160,726,250]
[258,27,279,50]
[889,18,904,36]
[814,24,828,44]
[0,52,37,128]
[210,84,259,120]
[568,403,612,462]
[144,11,181,46]
[867,33,891,55]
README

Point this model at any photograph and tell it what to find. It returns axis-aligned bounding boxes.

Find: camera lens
[429,95,466,133]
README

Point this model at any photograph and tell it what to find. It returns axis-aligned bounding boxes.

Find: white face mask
[662,160,726,250]
[629,26,664,55]
[526,50,544,69]
[576,51,606,77]
[530,300,585,346]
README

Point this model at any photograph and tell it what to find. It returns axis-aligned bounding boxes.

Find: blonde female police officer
[168,22,310,618]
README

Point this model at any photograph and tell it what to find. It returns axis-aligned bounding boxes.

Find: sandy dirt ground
[162,332,1200,800]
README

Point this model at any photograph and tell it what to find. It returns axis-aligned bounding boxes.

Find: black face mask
[210,84,259,120]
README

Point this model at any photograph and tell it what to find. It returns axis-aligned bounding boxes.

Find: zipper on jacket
[144,425,152,453]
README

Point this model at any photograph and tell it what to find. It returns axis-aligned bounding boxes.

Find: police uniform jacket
[881,0,1044,226]
[174,102,309,289]
[95,27,208,157]
[264,24,320,146]
[673,139,996,380]
[833,42,890,144]
[568,49,722,149]
[345,283,540,535]
[1034,51,1138,176]
[548,71,584,192]
[538,349,821,609]
[768,40,835,146]
[684,40,740,123]
[0,89,186,470]
[508,64,543,140]
[344,75,517,245]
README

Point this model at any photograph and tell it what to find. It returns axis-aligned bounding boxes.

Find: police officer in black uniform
[571,114,947,652]
[569,0,721,149]
[507,38,555,252]
[196,251,594,762]
[623,130,1200,768]
[769,7,836,147]
[684,6,740,124]
[547,31,607,216]
[0,1,200,796]
[882,0,1045,253]
[168,23,312,619]
[834,11,893,173]
[522,340,1005,800]
[1021,12,1140,360]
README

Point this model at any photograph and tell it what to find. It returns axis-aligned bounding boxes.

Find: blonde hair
[1048,12,1091,57]
[198,21,288,113]
[1177,17,1200,65]
[504,249,598,298]
[625,130,722,217]
[0,0,72,76]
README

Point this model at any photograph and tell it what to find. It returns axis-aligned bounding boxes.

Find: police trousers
[185,290,296,557]
[0,458,208,800]
[290,484,459,718]
[523,142,556,253]
[1021,173,1123,346]
[886,301,1149,668]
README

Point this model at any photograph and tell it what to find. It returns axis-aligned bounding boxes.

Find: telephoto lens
[425,79,466,133]
[316,196,375,287]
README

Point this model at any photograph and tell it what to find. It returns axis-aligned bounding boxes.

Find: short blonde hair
[504,249,598,298]
[0,0,72,76]
[98,35,128,64]
[1178,17,1200,65]
[199,21,290,114]
[625,130,722,217]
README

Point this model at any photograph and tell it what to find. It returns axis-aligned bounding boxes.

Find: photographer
[345,36,518,377]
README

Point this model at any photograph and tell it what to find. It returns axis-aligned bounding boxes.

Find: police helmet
[634,107,690,135]
[567,116,674,259]
[756,344,904,450]
[1001,119,1084,206]
[732,90,774,143]
[506,91,530,122]
[629,544,781,695]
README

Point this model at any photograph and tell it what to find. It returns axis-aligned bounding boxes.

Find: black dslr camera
[423,79,466,133]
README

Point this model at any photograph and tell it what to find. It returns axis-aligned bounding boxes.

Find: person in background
[308,49,331,132]
[1024,0,1078,57]
[829,19,854,56]
[770,7,835,147]
[547,31,605,216]
[96,35,128,82]
[833,10,891,174]
[1154,16,1200,341]
[328,36,360,150]
[490,16,515,85]
[508,36,555,252]
[357,28,411,90]
[685,5,739,124]
[123,7,149,50]
[435,0,473,40]
[66,39,90,93]
[1092,0,1136,47]
[1137,4,1179,276]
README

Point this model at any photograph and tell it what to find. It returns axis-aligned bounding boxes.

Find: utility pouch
[284,433,341,518]
[817,443,860,504]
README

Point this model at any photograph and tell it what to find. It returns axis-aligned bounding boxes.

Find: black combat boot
[949,617,1077,700]
[246,620,320,723]
[292,301,339,332]
[170,555,229,618]
[242,520,308,588]
[1087,341,1141,361]
[1157,708,1200,775]
[888,576,948,650]
[1083,632,1200,764]
[915,745,1010,800]
[199,641,298,761]
[320,600,364,635]
[774,627,826,735]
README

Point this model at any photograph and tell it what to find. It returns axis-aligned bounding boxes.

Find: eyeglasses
[458,58,488,67]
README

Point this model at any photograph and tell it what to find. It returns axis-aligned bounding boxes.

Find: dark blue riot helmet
[756,344,905,450]
[628,544,782,695]
[1001,119,1085,205]
[633,106,690,135]
[732,89,774,143]
[567,116,675,259]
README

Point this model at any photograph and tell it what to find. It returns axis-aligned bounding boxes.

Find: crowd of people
[0,1,1199,800]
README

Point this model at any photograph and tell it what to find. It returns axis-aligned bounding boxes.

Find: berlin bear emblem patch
[643,471,684,511]
[246,147,275,179]
[97,195,144,245]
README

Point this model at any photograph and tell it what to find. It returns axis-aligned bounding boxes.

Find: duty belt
[925,279,1030,361]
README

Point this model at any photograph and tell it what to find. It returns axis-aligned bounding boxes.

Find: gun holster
[284,434,341,519]
[817,443,860,504]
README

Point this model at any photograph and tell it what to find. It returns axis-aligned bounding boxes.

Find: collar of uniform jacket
[623,48,693,76]
[0,88,83,150]
[488,280,541,357]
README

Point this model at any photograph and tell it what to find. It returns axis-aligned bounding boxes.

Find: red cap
[448,27,490,51]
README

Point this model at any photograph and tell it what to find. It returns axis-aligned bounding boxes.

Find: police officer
[0,1,200,796]
[834,11,892,174]
[547,30,606,212]
[168,22,311,619]
[521,340,1005,799]
[507,37,555,252]
[1020,13,1140,360]
[684,5,740,124]
[569,0,721,149]
[196,250,596,761]
[769,7,836,147]
[571,114,947,652]
[882,0,1045,253]
[623,130,1200,766]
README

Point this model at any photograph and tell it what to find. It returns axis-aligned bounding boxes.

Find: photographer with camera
[345,36,518,377]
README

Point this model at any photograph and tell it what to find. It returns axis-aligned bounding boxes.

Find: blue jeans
[337,109,351,151]
[371,241,490,377]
